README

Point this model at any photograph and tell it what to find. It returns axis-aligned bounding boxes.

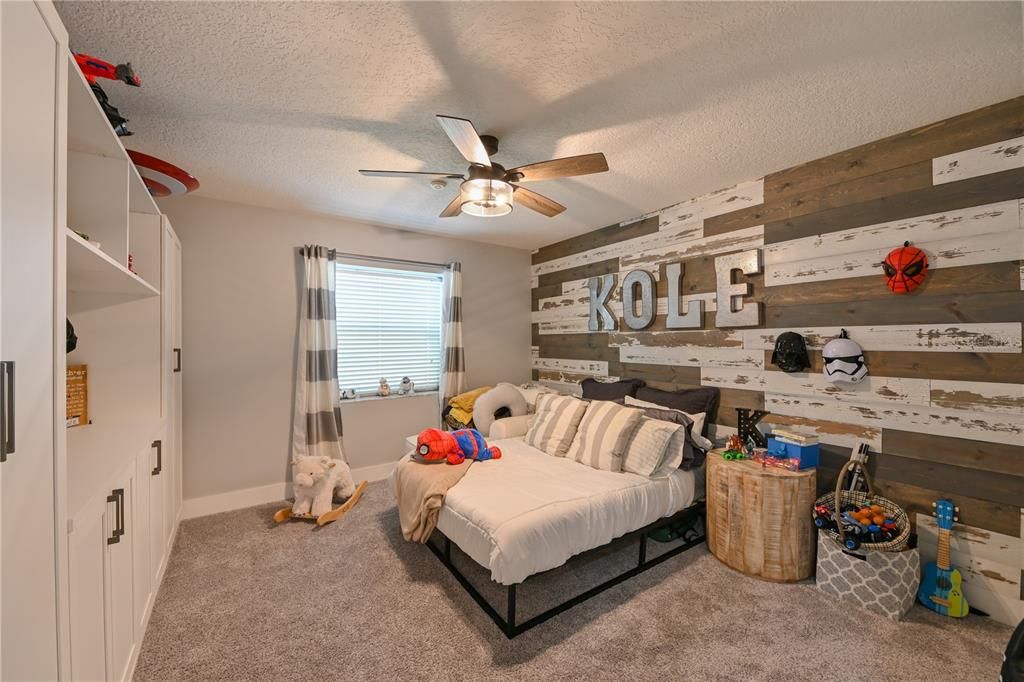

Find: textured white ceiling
[55,1,1023,250]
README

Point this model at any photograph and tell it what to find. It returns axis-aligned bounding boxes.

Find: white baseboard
[181,461,395,520]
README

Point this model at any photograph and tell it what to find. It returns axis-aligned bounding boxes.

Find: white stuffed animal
[291,455,357,517]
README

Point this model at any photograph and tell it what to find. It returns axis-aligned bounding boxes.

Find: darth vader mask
[882,241,928,294]
[771,331,809,373]
[822,329,867,384]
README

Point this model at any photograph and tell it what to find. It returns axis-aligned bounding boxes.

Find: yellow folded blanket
[392,454,472,543]
[446,385,492,426]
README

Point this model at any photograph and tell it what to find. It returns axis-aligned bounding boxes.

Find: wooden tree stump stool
[706,449,816,582]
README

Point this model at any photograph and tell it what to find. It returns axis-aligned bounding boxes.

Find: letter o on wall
[622,269,656,330]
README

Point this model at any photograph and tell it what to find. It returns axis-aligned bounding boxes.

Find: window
[334,262,443,396]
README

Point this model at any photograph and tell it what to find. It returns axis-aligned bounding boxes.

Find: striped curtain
[439,261,466,424]
[292,245,347,462]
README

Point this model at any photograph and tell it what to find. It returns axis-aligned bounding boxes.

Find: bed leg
[507,584,517,635]
[638,534,647,567]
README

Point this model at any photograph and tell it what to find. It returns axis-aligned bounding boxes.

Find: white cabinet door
[149,437,167,584]
[105,464,137,682]
[133,441,153,633]
[162,220,183,543]
[68,497,107,682]
[0,2,61,678]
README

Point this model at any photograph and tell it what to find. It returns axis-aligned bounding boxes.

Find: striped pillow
[622,417,680,477]
[567,401,644,472]
[524,394,589,457]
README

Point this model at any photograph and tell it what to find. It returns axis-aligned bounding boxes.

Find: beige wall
[162,196,532,501]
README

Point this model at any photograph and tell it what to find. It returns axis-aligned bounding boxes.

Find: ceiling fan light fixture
[459,178,513,217]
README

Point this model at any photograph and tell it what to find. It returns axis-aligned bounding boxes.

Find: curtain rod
[326,249,449,269]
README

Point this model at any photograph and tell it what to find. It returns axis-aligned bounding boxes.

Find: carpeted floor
[135,481,1011,681]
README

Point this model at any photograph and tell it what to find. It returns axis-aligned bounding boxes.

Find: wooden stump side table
[705,449,816,582]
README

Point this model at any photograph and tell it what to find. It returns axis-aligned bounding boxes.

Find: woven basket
[815,458,910,553]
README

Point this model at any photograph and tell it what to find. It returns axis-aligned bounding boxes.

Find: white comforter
[433,437,702,585]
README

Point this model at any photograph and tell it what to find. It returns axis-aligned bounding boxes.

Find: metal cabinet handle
[173,348,181,373]
[151,439,162,476]
[106,488,124,545]
[1,361,14,462]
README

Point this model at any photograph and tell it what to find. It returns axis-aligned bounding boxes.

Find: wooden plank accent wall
[530,96,1024,624]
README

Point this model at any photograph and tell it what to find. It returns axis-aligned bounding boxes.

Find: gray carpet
[135,481,1011,681]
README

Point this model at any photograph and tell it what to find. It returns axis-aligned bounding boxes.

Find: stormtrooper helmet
[822,329,868,383]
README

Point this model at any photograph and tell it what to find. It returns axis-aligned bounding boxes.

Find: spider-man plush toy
[413,428,502,465]
[881,241,929,294]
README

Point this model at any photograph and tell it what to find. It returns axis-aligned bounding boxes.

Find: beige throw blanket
[392,454,472,543]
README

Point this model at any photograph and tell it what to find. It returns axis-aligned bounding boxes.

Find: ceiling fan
[359,115,608,218]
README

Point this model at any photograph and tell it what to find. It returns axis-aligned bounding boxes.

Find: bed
[436,436,703,585]
[397,410,707,638]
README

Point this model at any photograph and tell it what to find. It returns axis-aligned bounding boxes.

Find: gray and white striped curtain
[439,261,465,423]
[292,245,347,462]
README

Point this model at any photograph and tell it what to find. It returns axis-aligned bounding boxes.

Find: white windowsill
[339,391,438,405]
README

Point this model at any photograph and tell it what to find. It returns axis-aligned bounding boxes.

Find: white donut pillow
[473,383,529,436]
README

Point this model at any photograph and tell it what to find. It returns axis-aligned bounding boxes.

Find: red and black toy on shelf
[74,53,139,136]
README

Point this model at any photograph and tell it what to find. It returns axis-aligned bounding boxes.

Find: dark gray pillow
[635,406,707,471]
[580,377,644,401]
[635,386,719,434]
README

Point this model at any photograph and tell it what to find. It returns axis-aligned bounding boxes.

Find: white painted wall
[161,196,532,504]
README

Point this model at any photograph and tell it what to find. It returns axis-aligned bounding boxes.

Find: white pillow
[524,393,588,457]
[567,401,643,472]
[623,395,713,451]
[652,428,688,478]
[622,417,679,477]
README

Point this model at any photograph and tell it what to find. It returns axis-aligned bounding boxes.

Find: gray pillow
[580,378,644,401]
[634,406,707,471]
[635,386,719,435]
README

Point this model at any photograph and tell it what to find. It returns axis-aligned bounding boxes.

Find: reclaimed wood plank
[763,199,1021,279]
[929,379,1024,415]
[535,369,617,385]
[917,514,1023,566]
[618,345,763,369]
[532,216,659,265]
[765,229,1023,288]
[882,429,1024,478]
[764,393,1024,446]
[531,221,702,278]
[765,291,1024,327]
[762,413,882,450]
[659,178,764,232]
[708,160,933,237]
[763,96,1024,200]
[763,349,1024,384]
[701,368,931,406]
[760,261,1024,307]
[615,363,701,389]
[934,135,1024,185]
[620,224,764,272]
[531,357,609,376]
[610,329,747,349]
[764,167,1024,244]
[745,323,1022,353]
[536,257,620,289]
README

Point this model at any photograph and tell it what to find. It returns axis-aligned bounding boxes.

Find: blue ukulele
[917,499,969,618]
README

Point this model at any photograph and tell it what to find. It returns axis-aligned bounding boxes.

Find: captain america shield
[127,150,200,197]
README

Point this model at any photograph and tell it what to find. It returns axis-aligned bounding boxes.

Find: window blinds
[334,262,443,395]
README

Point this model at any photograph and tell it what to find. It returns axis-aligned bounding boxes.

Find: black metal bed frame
[426,501,706,639]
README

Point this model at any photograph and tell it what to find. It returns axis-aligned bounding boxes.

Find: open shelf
[66,52,159,216]
[67,227,159,298]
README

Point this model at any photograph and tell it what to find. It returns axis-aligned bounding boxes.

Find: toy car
[813,503,836,530]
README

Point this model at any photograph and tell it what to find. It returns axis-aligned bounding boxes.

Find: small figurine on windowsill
[400,377,415,395]
[377,378,391,397]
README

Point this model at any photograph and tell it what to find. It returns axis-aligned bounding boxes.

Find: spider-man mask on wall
[881,241,928,294]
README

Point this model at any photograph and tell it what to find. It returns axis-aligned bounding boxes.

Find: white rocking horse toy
[273,455,368,527]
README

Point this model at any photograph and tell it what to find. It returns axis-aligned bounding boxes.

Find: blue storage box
[766,436,819,470]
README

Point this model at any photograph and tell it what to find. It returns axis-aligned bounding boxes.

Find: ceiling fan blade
[507,153,608,182]
[436,115,491,167]
[359,169,464,179]
[439,193,463,218]
[513,185,565,217]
